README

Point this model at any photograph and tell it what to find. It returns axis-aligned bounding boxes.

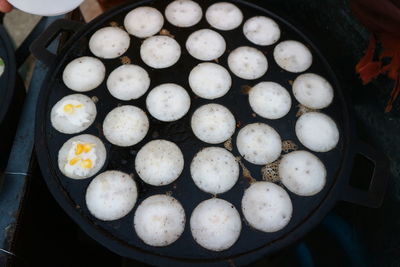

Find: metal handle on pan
[30,19,84,66]
[340,140,390,208]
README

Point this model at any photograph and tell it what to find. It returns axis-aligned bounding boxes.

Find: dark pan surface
[36,0,350,263]
[0,24,16,125]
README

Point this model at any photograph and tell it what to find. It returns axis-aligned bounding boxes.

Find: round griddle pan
[0,15,25,172]
[0,14,16,126]
[31,0,389,265]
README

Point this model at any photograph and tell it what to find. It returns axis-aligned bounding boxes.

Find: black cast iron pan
[0,14,25,172]
[31,0,389,265]
[0,13,16,126]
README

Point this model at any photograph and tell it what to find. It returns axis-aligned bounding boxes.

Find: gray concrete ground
[3,9,41,47]
[3,10,41,87]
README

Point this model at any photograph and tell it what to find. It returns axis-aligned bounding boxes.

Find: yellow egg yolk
[80,159,93,169]
[68,143,95,169]
[63,103,83,114]
[75,143,93,155]
[69,157,80,165]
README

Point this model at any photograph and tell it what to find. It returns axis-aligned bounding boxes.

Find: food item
[292,73,334,109]
[186,29,226,61]
[188,62,232,99]
[279,150,326,196]
[62,57,105,92]
[0,57,4,77]
[206,2,243,31]
[248,82,292,119]
[236,123,282,165]
[85,170,137,221]
[295,112,339,152]
[165,0,202,27]
[124,6,164,38]
[89,27,130,59]
[58,134,106,179]
[140,35,181,69]
[190,198,241,251]
[228,46,268,80]
[135,139,184,186]
[190,147,239,194]
[243,16,281,46]
[103,105,149,147]
[50,94,97,134]
[107,64,150,101]
[242,182,292,232]
[273,40,312,73]
[146,83,191,122]
[191,103,236,144]
[134,194,185,246]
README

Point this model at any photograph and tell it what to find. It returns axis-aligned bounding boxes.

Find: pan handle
[30,19,84,66]
[340,140,389,208]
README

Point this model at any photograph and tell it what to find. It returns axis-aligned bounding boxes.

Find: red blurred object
[98,0,126,10]
[349,0,400,112]
[0,0,13,13]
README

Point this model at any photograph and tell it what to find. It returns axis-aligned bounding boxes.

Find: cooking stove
[1,0,399,266]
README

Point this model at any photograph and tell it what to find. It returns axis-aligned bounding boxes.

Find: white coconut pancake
[206,2,243,31]
[146,83,191,122]
[190,198,241,251]
[135,139,184,186]
[165,0,202,27]
[190,147,239,194]
[295,112,339,152]
[51,94,97,134]
[186,29,226,61]
[58,134,106,179]
[279,150,326,196]
[292,73,334,109]
[242,182,292,232]
[243,16,281,46]
[86,171,137,221]
[140,35,181,69]
[89,27,130,59]
[191,104,236,144]
[249,82,292,119]
[103,105,149,147]
[124,6,164,38]
[107,64,150,101]
[63,56,105,92]
[134,194,185,246]
[228,46,268,80]
[273,40,312,73]
[236,123,282,165]
[189,63,231,99]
